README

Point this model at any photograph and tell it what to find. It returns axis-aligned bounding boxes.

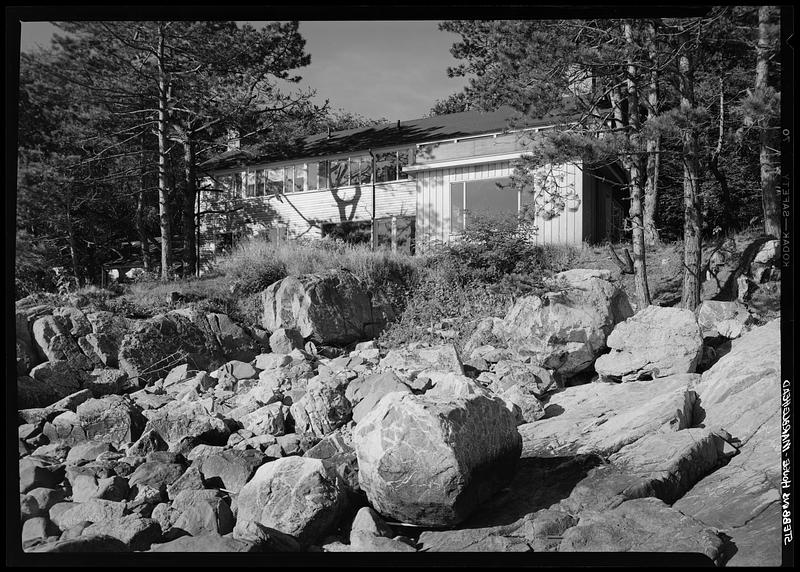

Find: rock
[212,359,258,383]
[262,270,374,346]
[31,314,93,371]
[346,371,411,424]
[76,395,145,447]
[276,433,302,456]
[71,475,129,503]
[199,449,266,493]
[50,388,94,411]
[497,271,633,376]
[594,306,703,382]
[490,360,558,397]
[380,344,464,380]
[149,533,257,552]
[128,462,186,498]
[82,514,162,551]
[22,516,58,544]
[20,458,65,493]
[28,534,130,552]
[269,328,305,354]
[26,361,84,406]
[23,487,66,519]
[127,429,169,457]
[349,506,393,539]
[240,402,286,437]
[171,491,234,537]
[143,401,229,447]
[236,457,347,546]
[255,353,292,371]
[85,368,129,396]
[290,377,352,438]
[752,238,779,266]
[51,499,127,531]
[354,389,521,527]
[672,319,782,566]
[519,374,698,457]
[232,520,302,552]
[66,442,114,465]
[118,313,224,386]
[165,465,206,499]
[41,411,86,446]
[695,300,750,340]
[205,312,262,362]
[417,527,529,552]
[303,429,360,494]
[349,535,418,552]
[496,384,545,423]
[559,498,724,564]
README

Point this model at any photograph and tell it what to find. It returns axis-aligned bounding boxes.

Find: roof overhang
[403,152,529,174]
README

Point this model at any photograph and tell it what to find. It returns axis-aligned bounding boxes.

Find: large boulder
[518,373,698,458]
[261,270,374,346]
[495,269,633,376]
[75,395,145,447]
[672,319,781,566]
[594,306,703,382]
[379,344,464,381]
[142,401,229,447]
[26,361,85,406]
[695,300,751,340]
[353,384,522,527]
[31,314,94,371]
[205,312,262,362]
[236,456,347,546]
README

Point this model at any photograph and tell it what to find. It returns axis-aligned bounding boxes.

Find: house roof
[201,104,579,172]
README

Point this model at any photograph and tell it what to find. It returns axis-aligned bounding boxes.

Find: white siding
[414,160,585,250]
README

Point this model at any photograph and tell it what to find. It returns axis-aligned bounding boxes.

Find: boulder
[236,456,347,546]
[27,361,85,406]
[20,458,65,493]
[128,461,186,497]
[490,360,558,397]
[496,270,633,375]
[205,312,261,362]
[70,474,128,503]
[75,395,145,447]
[199,449,266,493]
[559,498,724,563]
[290,377,352,438]
[379,344,464,381]
[50,499,127,531]
[354,388,521,527]
[255,353,292,371]
[142,401,229,447]
[347,372,411,424]
[81,514,162,551]
[170,491,234,537]
[66,441,114,465]
[594,306,703,382]
[269,328,305,354]
[127,429,169,458]
[519,374,698,457]
[695,300,750,340]
[262,270,374,346]
[28,534,130,552]
[240,402,286,437]
[149,533,257,552]
[232,520,302,552]
[672,319,782,566]
[85,368,129,396]
[303,428,360,494]
[31,314,93,371]
[495,384,545,424]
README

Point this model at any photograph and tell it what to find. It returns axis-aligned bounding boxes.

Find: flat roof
[201,104,579,172]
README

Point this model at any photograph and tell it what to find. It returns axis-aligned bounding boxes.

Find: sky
[19,20,470,122]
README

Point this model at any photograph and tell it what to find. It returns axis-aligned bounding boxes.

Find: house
[198,106,626,264]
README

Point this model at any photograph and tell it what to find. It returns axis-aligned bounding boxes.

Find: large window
[350,155,372,185]
[450,177,519,233]
[267,168,284,195]
[293,164,307,192]
[329,159,349,188]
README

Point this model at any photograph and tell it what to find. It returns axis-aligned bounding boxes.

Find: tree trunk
[624,21,651,308]
[182,130,197,277]
[709,78,735,236]
[66,206,82,287]
[643,19,661,246]
[679,49,702,311]
[137,135,151,271]
[157,23,173,280]
[756,5,781,238]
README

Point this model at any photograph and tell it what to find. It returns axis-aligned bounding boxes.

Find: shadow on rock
[458,454,605,530]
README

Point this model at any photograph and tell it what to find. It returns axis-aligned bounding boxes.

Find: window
[244,170,256,197]
[375,151,397,183]
[284,165,295,194]
[255,169,266,196]
[329,159,349,188]
[319,161,329,189]
[308,162,319,191]
[350,155,372,185]
[294,164,307,192]
[233,172,243,196]
[397,149,409,180]
[267,168,283,195]
[450,177,518,233]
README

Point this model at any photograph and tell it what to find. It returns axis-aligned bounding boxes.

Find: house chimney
[396,120,401,130]
[327,125,332,139]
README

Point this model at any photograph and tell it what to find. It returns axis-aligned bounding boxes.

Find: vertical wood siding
[415,160,585,250]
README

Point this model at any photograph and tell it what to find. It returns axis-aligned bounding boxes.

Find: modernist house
[198,106,626,263]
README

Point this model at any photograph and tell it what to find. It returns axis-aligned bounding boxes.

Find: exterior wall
[198,180,415,264]
[414,159,586,250]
